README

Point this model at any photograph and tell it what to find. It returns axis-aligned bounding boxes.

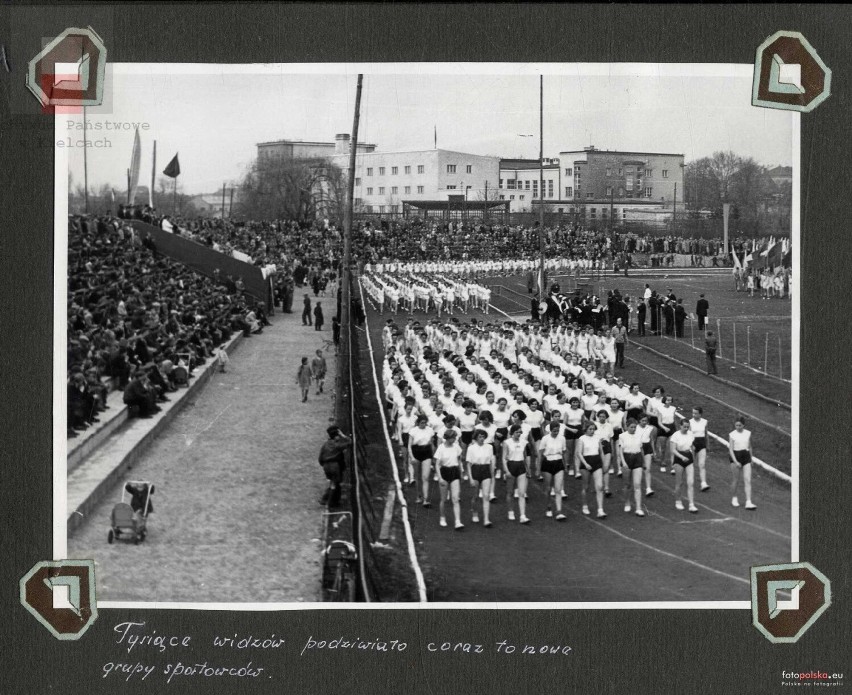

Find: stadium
[62,68,794,605]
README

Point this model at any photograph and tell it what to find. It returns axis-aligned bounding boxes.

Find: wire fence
[633,304,792,384]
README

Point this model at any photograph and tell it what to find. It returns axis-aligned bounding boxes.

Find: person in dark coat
[123,371,159,418]
[648,293,659,335]
[637,300,646,336]
[662,300,675,335]
[314,302,324,331]
[332,315,341,352]
[696,294,709,331]
[302,294,312,326]
[531,296,541,323]
[674,298,687,338]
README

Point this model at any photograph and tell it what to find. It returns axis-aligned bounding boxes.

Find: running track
[362,296,792,603]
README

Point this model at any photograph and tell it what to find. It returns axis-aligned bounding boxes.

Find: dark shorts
[401,432,410,447]
[506,460,526,478]
[675,451,694,467]
[732,449,752,465]
[659,422,676,437]
[601,440,612,455]
[495,427,509,441]
[642,442,654,456]
[649,415,660,429]
[460,430,474,445]
[612,428,622,441]
[693,436,706,452]
[623,452,643,470]
[439,466,461,483]
[411,444,433,462]
[583,454,603,472]
[565,427,581,440]
[583,410,593,420]
[627,408,643,421]
[470,462,492,482]
[541,458,563,476]
[529,426,542,441]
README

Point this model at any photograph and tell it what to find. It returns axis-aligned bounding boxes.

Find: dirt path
[67,310,336,603]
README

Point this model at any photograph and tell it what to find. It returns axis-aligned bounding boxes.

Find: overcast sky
[66,66,794,196]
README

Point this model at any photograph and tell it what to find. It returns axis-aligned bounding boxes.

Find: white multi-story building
[255,137,684,223]
[256,134,500,214]
[498,158,561,212]
[332,147,500,214]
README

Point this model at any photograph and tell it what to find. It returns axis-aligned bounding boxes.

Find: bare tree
[708,150,741,202]
[236,156,346,221]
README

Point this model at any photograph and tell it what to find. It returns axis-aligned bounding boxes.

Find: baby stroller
[107,481,155,545]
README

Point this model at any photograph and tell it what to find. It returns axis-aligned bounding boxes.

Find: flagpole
[173,177,177,216]
[151,140,157,210]
[126,168,130,206]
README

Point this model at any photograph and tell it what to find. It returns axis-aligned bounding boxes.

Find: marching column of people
[378,312,759,529]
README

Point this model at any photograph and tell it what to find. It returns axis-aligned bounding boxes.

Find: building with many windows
[497,158,560,212]
[336,148,500,214]
[255,137,683,222]
[256,134,500,214]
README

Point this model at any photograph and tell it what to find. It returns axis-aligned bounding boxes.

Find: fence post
[778,334,783,380]
[764,333,769,374]
[690,316,694,349]
[733,322,737,364]
[747,325,751,366]
[716,318,722,359]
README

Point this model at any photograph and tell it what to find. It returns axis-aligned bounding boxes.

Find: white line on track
[578,514,750,586]
[359,278,428,603]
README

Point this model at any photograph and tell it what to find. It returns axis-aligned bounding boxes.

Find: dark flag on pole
[163,153,181,178]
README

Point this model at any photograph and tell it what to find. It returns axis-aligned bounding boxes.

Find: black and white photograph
[5,5,851,695]
[60,64,795,605]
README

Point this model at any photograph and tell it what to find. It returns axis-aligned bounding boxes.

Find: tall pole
[672,181,677,233]
[484,179,488,224]
[229,187,235,218]
[538,74,545,306]
[83,105,89,214]
[151,140,157,210]
[126,168,131,206]
[222,181,226,218]
[343,74,363,326]
[173,177,177,216]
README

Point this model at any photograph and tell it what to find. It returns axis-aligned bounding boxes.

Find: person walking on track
[466,429,495,527]
[434,430,465,529]
[302,294,312,326]
[705,330,718,375]
[503,424,531,524]
[297,356,312,403]
[669,419,698,513]
[611,318,627,368]
[311,349,327,395]
[618,419,646,517]
[689,406,711,491]
[728,417,757,510]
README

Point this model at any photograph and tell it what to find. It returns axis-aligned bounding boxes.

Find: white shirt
[689,417,708,437]
[669,430,695,452]
[729,428,752,451]
[434,442,463,468]
[618,431,642,454]
[466,442,493,465]
[503,438,527,462]
[408,426,435,447]
[538,434,567,458]
[579,433,602,457]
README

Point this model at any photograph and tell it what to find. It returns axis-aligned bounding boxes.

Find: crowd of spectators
[67,214,265,437]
